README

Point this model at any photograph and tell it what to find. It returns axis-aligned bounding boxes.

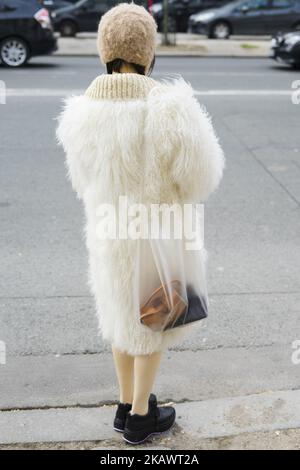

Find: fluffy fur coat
[57,73,225,355]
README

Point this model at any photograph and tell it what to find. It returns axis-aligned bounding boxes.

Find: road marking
[165,71,292,77]
[6,89,83,97]
[194,89,292,96]
[5,88,293,97]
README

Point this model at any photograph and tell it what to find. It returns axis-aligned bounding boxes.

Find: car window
[271,0,293,7]
[84,0,115,11]
[239,0,270,9]
[0,0,19,11]
[7,0,24,6]
[188,0,203,7]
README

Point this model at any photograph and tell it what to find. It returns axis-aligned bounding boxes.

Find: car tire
[0,37,29,67]
[59,20,77,37]
[209,21,231,39]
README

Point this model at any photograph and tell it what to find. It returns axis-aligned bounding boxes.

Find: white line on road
[5,88,293,97]
[6,89,83,97]
[194,89,292,96]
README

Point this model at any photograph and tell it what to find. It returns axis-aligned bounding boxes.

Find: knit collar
[85,73,158,100]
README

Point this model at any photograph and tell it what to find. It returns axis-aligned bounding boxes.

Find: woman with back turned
[57,2,224,445]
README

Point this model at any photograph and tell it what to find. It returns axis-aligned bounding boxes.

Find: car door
[0,1,10,39]
[169,0,194,31]
[199,0,229,11]
[185,0,228,17]
[75,0,116,32]
[178,0,226,31]
[263,0,297,33]
[0,0,24,39]
[231,0,271,34]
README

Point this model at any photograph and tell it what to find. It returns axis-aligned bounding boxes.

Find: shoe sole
[113,426,124,433]
[122,420,175,446]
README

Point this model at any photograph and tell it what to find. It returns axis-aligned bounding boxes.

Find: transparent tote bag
[136,205,208,333]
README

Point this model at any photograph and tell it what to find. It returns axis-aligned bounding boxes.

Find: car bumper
[51,17,60,29]
[271,46,299,65]
[30,37,58,57]
[271,36,300,65]
[187,21,209,35]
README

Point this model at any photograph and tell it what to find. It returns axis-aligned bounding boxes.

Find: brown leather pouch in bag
[140,280,188,332]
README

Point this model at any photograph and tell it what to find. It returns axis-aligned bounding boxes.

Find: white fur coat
[57,74,225,355]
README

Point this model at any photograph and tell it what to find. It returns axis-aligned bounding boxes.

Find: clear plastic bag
[137,213,208,333]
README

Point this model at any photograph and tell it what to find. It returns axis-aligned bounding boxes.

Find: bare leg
[112,345,134,404]
[131,351,162,415]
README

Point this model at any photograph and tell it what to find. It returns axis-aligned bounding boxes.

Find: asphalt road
[0,56,300,409]
[2,55,299,92]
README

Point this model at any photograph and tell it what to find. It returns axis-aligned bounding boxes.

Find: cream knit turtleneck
[85,73,158,101]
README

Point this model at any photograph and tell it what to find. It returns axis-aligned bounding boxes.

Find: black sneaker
[113,393,157,433]
[113,402,132,432]
[123,397,176,445]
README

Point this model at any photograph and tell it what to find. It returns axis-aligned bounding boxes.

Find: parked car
[41,0,78,12]
[152,0,230,33]
[188,0,300,39]
[0,0,57,67]
[271,30,300,67]
[51,0,119,36]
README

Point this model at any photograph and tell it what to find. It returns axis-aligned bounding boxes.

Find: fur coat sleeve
[145,77,225,202]
[56,95,98,200]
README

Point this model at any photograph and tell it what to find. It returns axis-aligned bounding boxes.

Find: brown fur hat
[97,2,157,73]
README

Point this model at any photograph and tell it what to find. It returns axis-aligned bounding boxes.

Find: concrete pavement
[2,390,300,449]
[2,345,300,411]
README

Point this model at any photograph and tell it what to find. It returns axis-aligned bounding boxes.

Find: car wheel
[0,37,29,67]
[210,21,231,39]
[59,20,77,37]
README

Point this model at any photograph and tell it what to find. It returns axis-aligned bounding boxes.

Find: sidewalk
[1,348,300,449]
[1,390,300,450]
[55,33,271,58]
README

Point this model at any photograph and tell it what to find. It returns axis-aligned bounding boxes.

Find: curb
[54,53,269,59]
[54,35,270,59]
[1,389,300,445]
